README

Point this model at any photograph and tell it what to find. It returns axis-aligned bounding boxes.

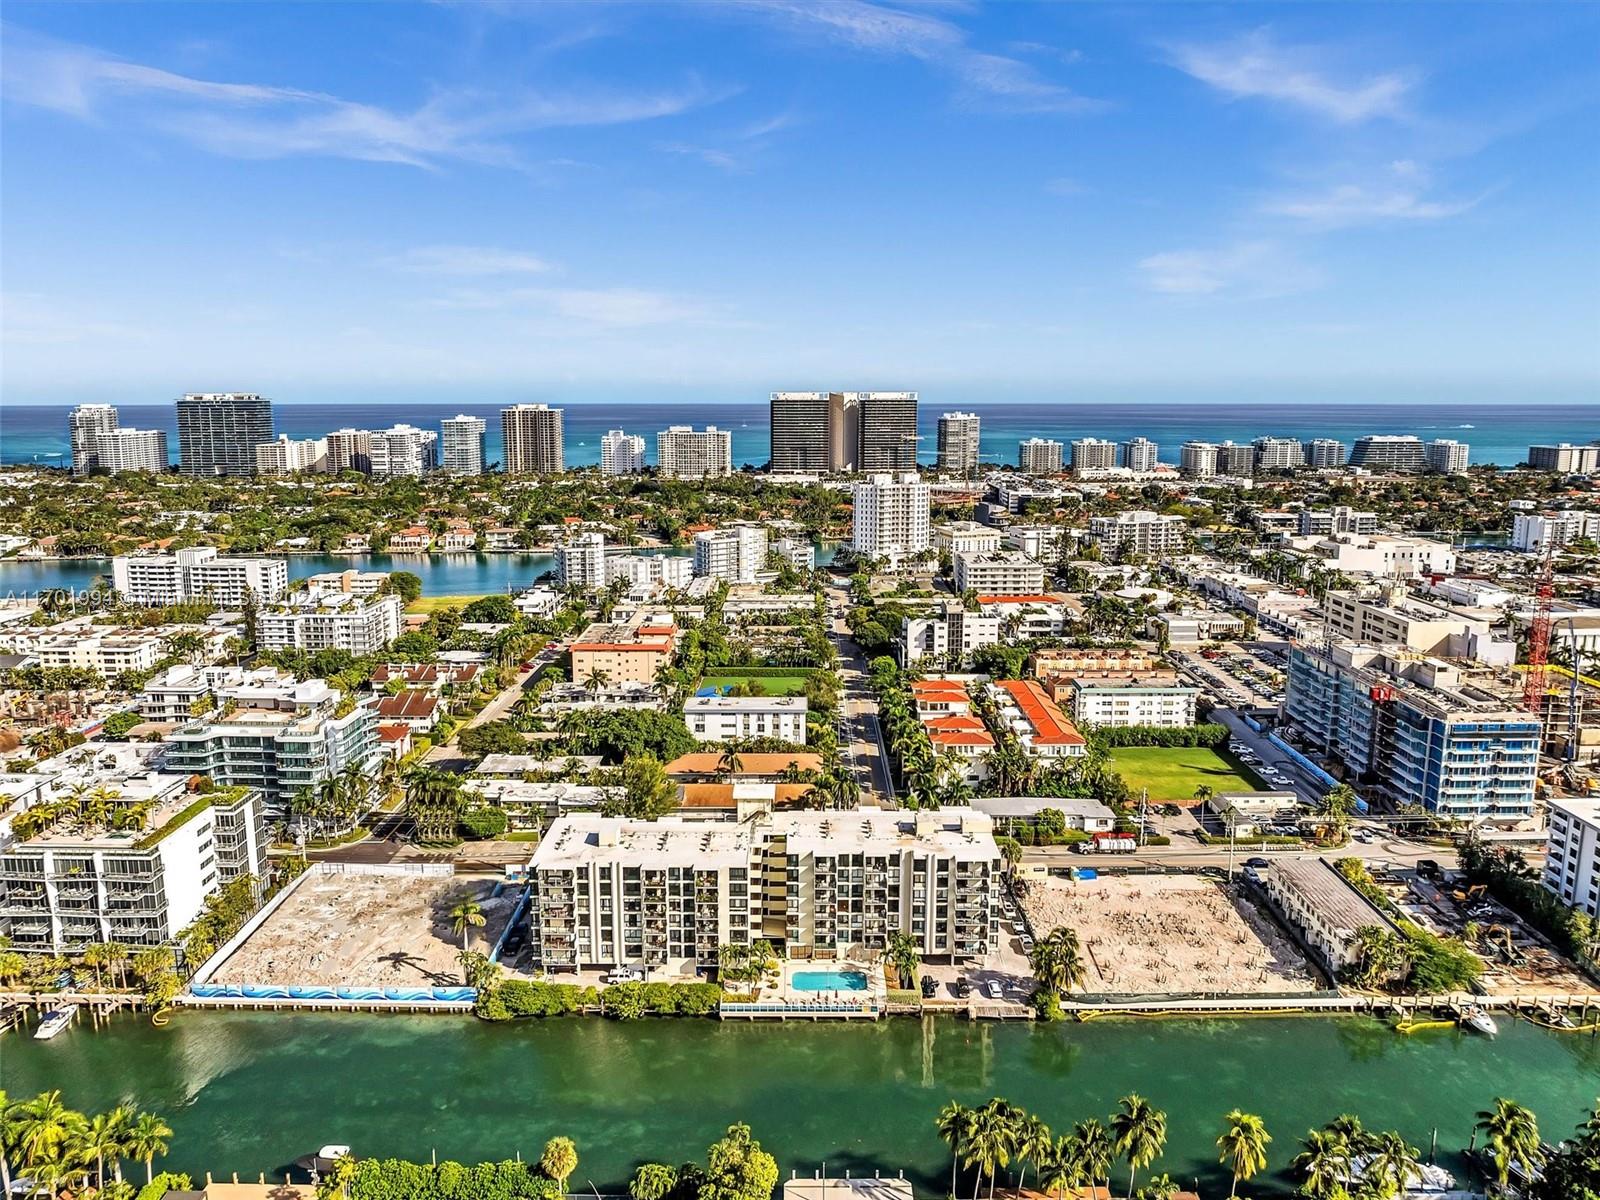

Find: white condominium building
[1305,438,1347,468]
[851,473,931,561]
[684,695,808,744]
[1425,439,1470,475]
[255,593,403,654]
[69,404,119,474]
[952,550,1047,596]
[368,424,438,477]
[502,404,565,474]
[556,533,607,590]
[693,525,768,584]
[1119,437,1159,472]
[1019,438,1063,475]
[1253,436,1305,471]
[1180,441,1218,478]
[1070,438,1116,474]
[1086,510,1187,556]
[326,429,373,474]
[112,547,288,608]
[600,429,647,475]
[1512,510,1600,554]
[936,412,981,474]
[1066,673,1199,728]
[93,427,169,474]
[1529,444,1600,474]
[933,521,1002,556]
[528,808,1000,970]
[1544,798,1600,918]
[441,415,488,475]
[1298,507,1377,537]
[255,435,328,475]
[658,425,732,479]
[772,536,815,572]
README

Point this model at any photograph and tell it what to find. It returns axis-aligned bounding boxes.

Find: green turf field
[699,672,811,696]
[1108,745,1264,801]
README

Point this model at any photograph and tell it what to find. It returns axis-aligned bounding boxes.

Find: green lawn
[1108,745,1264,802]
[699,672,810,696]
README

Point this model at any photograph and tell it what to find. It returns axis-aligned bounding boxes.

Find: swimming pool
[791,970,869,992]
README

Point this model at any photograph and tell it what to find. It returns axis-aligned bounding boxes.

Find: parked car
[1245,857,1272,869]
[601,967,643,986]
[920,975,938,998]
[953,979,973,999]
[1018,933,1035,952]
[984,980,1004,1000]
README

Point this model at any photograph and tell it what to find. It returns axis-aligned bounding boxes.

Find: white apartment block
[325,429,373,474]
[1180,441,1218,478]
[684,696,808,745]
[1530,444,1600,474]
[600,429,647,475]
[1297,533,1457,578]
[1299,507,1378,537]
[32,631,164,676]
[1323,588,1509,661]
[1120,437,1159,472]
[94,427,169,473]
[255,593,403,654]
[936,413,981,474]
[1305,439,1347,468]
[1070,438,1117,474]
[113,548,288,608]
[138,664,295,722]
[255,435,329,475]
[368,424,438,477]
[69,404,119,474]
[441,415,487,475]
[607,553,693,591]
[953,550,1046,596]
[1425,439,1470,474]
[694,525,768,584]
[933,521,1002,556]
[1019,438,1063,475]
[772,536,815,572]
[900,607,1001,666]
[1512,510,1600,554]
[1253,436,1305,471]
[1544,798,1600,918]
[557,533,607,590]
[528,808,1000,970]
[851,473,931,561]
[303,569,390,600]
[1005,525,1067,561]
[1087,510,1187,556]
[1066,675,1199,728]
[658,426,732,479]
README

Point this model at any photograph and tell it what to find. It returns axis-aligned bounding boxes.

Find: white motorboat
[1461,1006,1498,1036]
[33,1008,75,1040]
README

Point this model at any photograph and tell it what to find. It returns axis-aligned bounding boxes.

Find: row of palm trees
[8,783,152,842]
[0,1090,172,1197]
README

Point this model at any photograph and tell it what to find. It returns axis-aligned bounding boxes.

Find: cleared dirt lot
[1019,873,1319,995]
[213,871,514,987]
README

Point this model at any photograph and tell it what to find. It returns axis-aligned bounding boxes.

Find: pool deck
[721,959,888,1020]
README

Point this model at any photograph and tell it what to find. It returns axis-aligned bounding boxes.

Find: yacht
[1461,1006,1498,1036]
[33,1008,75,1040]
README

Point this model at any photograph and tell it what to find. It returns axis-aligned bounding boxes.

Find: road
[825,584,895,805]
[1024,830,1454,875]
[465,647,558,730]
[1210,707,1326,805]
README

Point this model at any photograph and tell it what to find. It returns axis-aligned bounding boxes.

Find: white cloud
[1262,183,1476,227]
[390,246,555,275]
[656,141,744,172]
[1,26,720,169]
[1137,241,1321,298]
[731,0,1105,115]
[1167,29,1412,123]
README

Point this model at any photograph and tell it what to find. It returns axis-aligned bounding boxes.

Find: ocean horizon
[2,398,1595,469]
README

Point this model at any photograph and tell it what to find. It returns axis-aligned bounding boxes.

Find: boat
[1461,1006,1498,1036]
[1347,1154,1456,1194]
[293,1146,356,1177]
[33,1008,75,1040]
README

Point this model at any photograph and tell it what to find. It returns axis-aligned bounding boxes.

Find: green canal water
[4,1013,1598,1194]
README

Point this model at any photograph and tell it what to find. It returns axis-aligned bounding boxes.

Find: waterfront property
[1261,858,1403,978]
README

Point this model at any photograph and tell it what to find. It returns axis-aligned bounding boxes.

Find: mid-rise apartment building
[1065,672,1199,728]
[1070,438,1116,475]
[112,548,288,608]
[1512,510,1600,554]
[502,404,565,474]
[1253,436,1305,471]
[1119,437,1159,472]
[1529,443,1600,474]
[1216,442,1254,477]
[933,521,1002,556]
[176,393,273,477]
[1304,438,1347,468]
[987,680,1087,758]
[1298,507,1378,537]
[1019,438,1063,475]
[1543,798,1600,918]
[255,435,328,475]
[684,696,808,744]
[326,429,373,474]
[1425,439,1470,474]
[600,430,646,475]
[569,612,677,686]
[851,473,931,561]
[440,415,487,475]
[93,427,169,474]
[556,533,607,590]
[255,593,403,654]
[1179,440,1218,479]
[69,404,119,474]
[1322,587,1508,660]
[952,550,1046,596]
[1086,510,1186,556]
[693,525,767,584]
[1283,641,1539,819]
[936,413,981,474]
[528,808,1000,970]
[658,426,732,479]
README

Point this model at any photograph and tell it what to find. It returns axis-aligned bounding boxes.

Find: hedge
[1091,723,1230,748]
[349,1158,561,1200]
[477,979,722,1021]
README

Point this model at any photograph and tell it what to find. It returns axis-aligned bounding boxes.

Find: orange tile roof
[996,679,1085,746]
[923,714,988,732]
[664,752,822,776]
[929,730,995,748]
[977,594,1060,606]
[679,783,813,808]
[911,680,968,694]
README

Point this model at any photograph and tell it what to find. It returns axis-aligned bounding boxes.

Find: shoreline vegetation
[3,1087,1594,1199]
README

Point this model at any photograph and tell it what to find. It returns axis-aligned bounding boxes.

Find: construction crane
[1522,544,1556,715]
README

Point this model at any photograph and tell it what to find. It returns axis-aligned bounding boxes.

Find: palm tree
[0,1089,16,1197]
[71,1109,124,1191]
[1016,1113,1054,1193]
[126,1110,173,1185]
[1289,1129,1350,1200]
[584,667,611,696]
[449,897,486,957]
[936,1102,976,1199]
[1072,1119,1114,1193]
[1363,1131,1420,1199]
[1216,1110,1271,1199]
[1111,1094,1168,1199]
[1192,783,1214,805]
[540,1136,579,1194]
[717,747,745,780]
[1474,1098,1541,1191]
[1036,1137,1084,1200]
[963,1100,1019,1200]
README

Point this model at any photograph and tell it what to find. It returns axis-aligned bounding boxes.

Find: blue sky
[2,1,1598,407]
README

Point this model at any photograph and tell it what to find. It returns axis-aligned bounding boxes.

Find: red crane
[1522,546,1555,715]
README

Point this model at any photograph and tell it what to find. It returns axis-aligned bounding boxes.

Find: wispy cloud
[1166,29,1413,123]
[654,109,799,173]
[1261,160,1480,228]
[730,0,1105,115]
[1137,241,1321,298]
[389,246,555,275]
[1045,177,1090,197]
[1,26,721,169]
